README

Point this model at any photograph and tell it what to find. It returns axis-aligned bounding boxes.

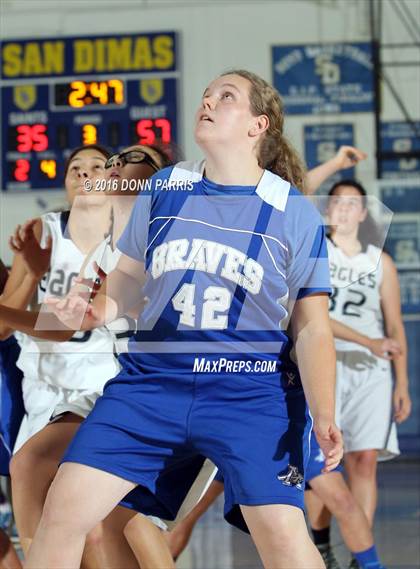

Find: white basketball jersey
[16,212,119,391]
[327,238,384,352]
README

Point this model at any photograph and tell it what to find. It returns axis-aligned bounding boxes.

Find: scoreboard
[0,32,179,191]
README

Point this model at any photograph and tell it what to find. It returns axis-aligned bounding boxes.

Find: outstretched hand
[9,219,52,280]
[44,292,100,331]
[44,263,108,331]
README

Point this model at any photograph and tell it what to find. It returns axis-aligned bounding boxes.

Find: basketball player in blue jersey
[25,69,342,569]
[161,157,389,569]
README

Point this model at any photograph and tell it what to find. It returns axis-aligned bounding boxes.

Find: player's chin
[194,124,218,144]
[83,191,108,204]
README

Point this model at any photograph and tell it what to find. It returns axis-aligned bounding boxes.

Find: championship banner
[272,42,374,115]
[380,121,420,179]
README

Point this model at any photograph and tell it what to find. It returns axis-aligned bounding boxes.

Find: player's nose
[202,95,216,111]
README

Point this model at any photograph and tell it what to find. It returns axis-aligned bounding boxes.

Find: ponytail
[262,135,307,192]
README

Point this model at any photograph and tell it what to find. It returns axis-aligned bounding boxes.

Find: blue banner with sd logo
[272,42,374,115]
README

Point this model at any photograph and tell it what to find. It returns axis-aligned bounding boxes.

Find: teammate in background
[0,260,22,569]
[24,69,343,569]
[0,145,178,567]
[306,180,411,569]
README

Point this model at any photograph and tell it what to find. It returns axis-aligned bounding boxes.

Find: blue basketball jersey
[117,161,331,377]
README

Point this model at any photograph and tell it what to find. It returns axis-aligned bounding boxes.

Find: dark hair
[328,179,383,248]
[221,69,307,191]
[64,144,111,179]
[147,140,183,169]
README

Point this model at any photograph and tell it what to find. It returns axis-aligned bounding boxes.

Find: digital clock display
[54,79,125,108]
[1,32,179,191]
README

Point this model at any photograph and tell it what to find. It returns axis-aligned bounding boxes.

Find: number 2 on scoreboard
[69,81,87,108]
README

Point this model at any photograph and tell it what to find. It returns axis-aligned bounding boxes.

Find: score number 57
[134,118,172,145]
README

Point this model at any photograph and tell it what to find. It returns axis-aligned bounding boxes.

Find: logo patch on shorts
[286,371,296,386]
[277,464,304,490]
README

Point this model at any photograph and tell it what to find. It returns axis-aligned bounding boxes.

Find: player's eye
[128,152,143,161]
[221,91,234,100]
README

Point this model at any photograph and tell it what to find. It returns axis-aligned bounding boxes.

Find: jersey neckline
[328,236,369,258]
[201,175,257,196]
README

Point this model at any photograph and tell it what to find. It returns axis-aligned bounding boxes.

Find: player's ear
[249,115,269,138]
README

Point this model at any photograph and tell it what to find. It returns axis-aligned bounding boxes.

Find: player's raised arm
[0,218,50,340]
[305,146,367,196]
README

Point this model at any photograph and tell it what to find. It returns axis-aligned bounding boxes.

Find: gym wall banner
[379,179,420,214]
[380,182,420,447]
[0,32,179,191]
[304,123,355,192]
[385,216,420,273]
[272,42,374,115]
[380,121,420,180]
[380,182,420,316]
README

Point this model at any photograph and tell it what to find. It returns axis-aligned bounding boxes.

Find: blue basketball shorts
[63,361,312,532]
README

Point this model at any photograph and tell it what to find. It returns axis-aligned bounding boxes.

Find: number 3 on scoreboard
[172,284,231,329]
